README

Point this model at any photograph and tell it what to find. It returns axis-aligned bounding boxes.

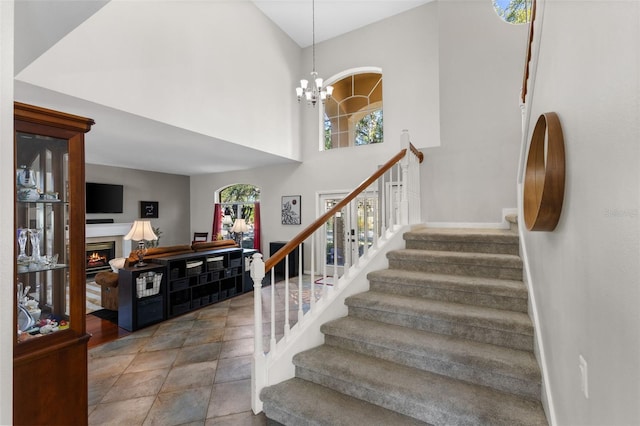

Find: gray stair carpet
[260,226,548,425]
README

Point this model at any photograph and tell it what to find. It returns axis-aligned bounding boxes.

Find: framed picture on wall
[281,195,301,225]
[140,201,159,218]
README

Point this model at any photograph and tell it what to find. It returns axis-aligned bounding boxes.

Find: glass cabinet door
[15,132,72,342]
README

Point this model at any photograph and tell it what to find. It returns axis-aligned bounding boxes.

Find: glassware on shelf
[17,228,29,261]
[29,228,42,264]
[16,165,36,188]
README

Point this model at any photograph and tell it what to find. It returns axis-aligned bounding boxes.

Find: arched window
[492,0,533,24]
[323,71,383,150]
[213,184,261,250]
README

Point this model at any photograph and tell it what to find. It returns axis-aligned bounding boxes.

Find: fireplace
[86,241,116,276]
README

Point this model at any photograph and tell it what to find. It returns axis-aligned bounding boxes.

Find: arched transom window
[492,0,533,24]
[323,72,383,150]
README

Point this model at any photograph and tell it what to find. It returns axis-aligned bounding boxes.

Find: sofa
[94,239,239,310]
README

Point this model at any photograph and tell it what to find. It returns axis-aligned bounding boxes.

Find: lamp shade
[231,218,249,233]
[222,214,233,226]
[124,220,158,241]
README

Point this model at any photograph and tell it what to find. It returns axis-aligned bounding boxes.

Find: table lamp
[231,218,249,247]
[124,220,158,266]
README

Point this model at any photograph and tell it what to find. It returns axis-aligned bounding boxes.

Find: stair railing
[249,130,423,413]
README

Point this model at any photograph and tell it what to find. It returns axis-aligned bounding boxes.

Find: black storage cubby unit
[155,247,244,319]
[270,241,302,281]
[118,263,167,331]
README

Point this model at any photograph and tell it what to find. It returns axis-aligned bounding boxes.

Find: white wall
[16,1,301,159]
[87,164,191,247]
[423,0,527,223]
[308,2,441,153]
[191,3,442,261]
[0,0,14,420]
[524,1,640,424]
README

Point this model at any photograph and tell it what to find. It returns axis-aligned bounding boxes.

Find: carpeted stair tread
[293,345,547,425]
[346,291,533,335]
[321,316,541,399]
[367,269,526,298]
[405,227,518,242]
[388,249,522,268]
[367,269,528,312]
[387,249,522,280]
[403,227,519,255]
[345,291,533,350]
[260,377,427,426]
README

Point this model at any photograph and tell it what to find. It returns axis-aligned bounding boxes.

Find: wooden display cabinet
[13,102,94,425]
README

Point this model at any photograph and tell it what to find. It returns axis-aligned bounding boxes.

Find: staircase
[260,221,548,425]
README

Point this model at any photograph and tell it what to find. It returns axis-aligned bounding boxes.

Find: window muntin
[323,72,383,150]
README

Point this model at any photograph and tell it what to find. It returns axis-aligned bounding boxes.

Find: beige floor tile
[88,375,119,406]
[142,386,211,426]
[155,319,195,335]
[125,348,179,373]
[88,396,156,426]
[214,356,251,383]
[141,333,187,352]
[89,354,136,379]
[207,379,252,419]
[223,324,254,341]
[174,341,223,366]
[160,361,217,394]
[184,327,225,347]
[101,368,170,403]
[219,337,253,359]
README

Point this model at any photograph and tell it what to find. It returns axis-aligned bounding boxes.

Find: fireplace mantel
[86,222,133,258]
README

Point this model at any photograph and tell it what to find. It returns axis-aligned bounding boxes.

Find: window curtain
[211,203,222,240]
[253,202,261,252]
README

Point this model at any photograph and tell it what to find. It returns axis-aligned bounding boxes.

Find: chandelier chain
[295,0,333,106]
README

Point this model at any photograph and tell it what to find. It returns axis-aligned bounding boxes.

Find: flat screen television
[86,182,124,214]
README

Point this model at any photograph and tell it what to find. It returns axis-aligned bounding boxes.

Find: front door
[319,193,378,279]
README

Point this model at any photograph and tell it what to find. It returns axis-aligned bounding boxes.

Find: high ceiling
[14,0,431,176]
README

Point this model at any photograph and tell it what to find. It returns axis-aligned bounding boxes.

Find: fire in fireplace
[86,241,116,275]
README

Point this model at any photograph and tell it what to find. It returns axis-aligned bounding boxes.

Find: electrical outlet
[579,355,589,399]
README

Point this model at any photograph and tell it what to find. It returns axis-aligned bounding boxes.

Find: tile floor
[88,275,327,425]
[88,291,265,425]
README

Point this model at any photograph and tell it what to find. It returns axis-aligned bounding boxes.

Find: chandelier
[296,0,333,106]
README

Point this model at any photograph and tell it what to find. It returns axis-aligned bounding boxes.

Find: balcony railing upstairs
[248,130,424,413]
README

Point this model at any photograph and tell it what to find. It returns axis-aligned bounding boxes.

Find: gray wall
[86,164,191,247]
[523,2,640,424]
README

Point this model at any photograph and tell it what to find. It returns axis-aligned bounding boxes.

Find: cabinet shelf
[17,200,66,204]
[17,263,68,274]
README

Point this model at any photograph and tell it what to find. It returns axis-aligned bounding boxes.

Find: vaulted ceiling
[14,0,431,176]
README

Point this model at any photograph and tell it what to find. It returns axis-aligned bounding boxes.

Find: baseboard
[517,184,557,426]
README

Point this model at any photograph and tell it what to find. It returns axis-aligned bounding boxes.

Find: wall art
[281,195,301,225]
[140,201,159,218]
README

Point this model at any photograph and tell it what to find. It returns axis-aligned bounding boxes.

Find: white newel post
[250,253,266,413]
